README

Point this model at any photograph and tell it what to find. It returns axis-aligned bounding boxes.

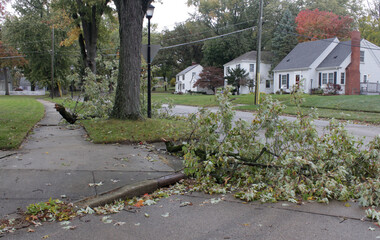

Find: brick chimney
[345,31,361,95]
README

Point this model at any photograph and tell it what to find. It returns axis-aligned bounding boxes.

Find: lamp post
[146,4,155,118]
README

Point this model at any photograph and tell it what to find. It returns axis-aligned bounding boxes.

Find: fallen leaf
[60,221,71,225]
[369,227,375,231]
[101,216,112,224]
[281,203,289,207]
[345,203,351,207]
[242,223,250,227]
[144,199,156,206]
[161,213,170,218]
[114,222,126,226]
[135,223,141,226]
[27,228,35,233]
[210,198,222,204]
[180,202,192,207]
[62,226,77,230]
[134,200,144,208]
[110,179,120,183]
[60,195,67,198]
[42,235,49,239]
[144,213,150,218]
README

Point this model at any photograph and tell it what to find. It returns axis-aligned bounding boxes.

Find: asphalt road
[165,105,380,145]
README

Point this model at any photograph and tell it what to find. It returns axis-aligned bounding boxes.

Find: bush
[311,88,324,95]
[324,84,342,95]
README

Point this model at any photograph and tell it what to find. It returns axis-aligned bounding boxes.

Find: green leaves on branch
[183,87,380,206]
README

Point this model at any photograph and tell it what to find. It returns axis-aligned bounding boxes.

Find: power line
[161,27,254,50]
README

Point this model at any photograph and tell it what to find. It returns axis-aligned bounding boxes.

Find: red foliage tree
[295,9,354,42]
[193,67,224,94]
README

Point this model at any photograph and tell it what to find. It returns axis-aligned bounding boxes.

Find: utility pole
[51,26,55,99]
[255,0,264,105]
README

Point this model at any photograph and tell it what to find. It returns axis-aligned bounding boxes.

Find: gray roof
[317,41,351,69]
[176,64,201,76]
[224,51,273,66]
[273,38,337,71]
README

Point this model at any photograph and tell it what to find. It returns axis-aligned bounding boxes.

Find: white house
[223,51,273,94]
[175,64,205,94]
[273,31,380,95]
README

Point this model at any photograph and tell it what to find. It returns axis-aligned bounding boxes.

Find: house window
[192,72,196,78]
[226,66,230,73]
[363,74,368,83]
[249,64,255,72]
[360,51,365,62]
[341,73,345,84]
[236,64,240,69]
[266,80,270,88]
[281,75,287,86]
[322,73,327,84]
[328,73,334,84]
[182,75,185,80]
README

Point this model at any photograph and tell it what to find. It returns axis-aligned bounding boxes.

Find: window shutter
[319,73,322,86]
[279,74,281,89]
[286,74,290,89]
[334,72,337,84]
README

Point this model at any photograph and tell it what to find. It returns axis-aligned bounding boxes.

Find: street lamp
[146,4,155,118]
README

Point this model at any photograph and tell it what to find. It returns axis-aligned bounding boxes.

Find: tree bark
[4,68,9,95]
[75,0,110,74]
[112,0,152,120]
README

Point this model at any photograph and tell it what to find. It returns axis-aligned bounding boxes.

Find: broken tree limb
[54,104,77,124]
[162,139,282,168]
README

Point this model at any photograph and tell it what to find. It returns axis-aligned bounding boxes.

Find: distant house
[223,51,273,94]
[273,31,380,95]
[175,64,207,93]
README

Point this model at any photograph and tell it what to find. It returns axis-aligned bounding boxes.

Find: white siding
[224,60,273,94]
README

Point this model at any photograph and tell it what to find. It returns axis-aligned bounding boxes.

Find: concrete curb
[74,172,186,209]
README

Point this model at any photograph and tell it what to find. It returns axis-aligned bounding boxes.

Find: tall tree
[299,0,362,18]
[0,42,27,95]
[193,66,224,94]
[295,9,354,42]
[271,9,298,67]
[3,0,74,94]
[111,0,153,120]
[52,0,112,74]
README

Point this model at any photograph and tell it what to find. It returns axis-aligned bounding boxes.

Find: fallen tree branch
[54,104,77,124]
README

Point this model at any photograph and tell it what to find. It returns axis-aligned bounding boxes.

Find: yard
[0,96,45,149]
[153,93,380,124]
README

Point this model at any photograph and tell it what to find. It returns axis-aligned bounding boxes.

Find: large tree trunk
[4,68,9,96]
[112,0,152,120]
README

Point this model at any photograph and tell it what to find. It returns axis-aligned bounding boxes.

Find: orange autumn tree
[0,41,27,95]
[295,9,354,42]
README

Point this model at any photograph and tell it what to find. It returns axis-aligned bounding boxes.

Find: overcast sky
[151,0,196,31]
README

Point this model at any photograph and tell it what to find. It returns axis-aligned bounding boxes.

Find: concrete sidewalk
[0,100,182,217]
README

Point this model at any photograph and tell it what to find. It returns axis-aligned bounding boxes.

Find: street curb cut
[74,172,186,209]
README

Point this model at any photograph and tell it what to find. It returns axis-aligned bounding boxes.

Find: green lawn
[82,118,193,144]
[153,93,218,106]
[0,96,45,149]
[153,92,380,124]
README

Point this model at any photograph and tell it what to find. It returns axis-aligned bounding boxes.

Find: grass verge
[0,96,45,149]
[235,105,380,124]
[81,118,193,144]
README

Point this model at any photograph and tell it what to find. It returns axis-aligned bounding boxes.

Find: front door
[296,75,300,86]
